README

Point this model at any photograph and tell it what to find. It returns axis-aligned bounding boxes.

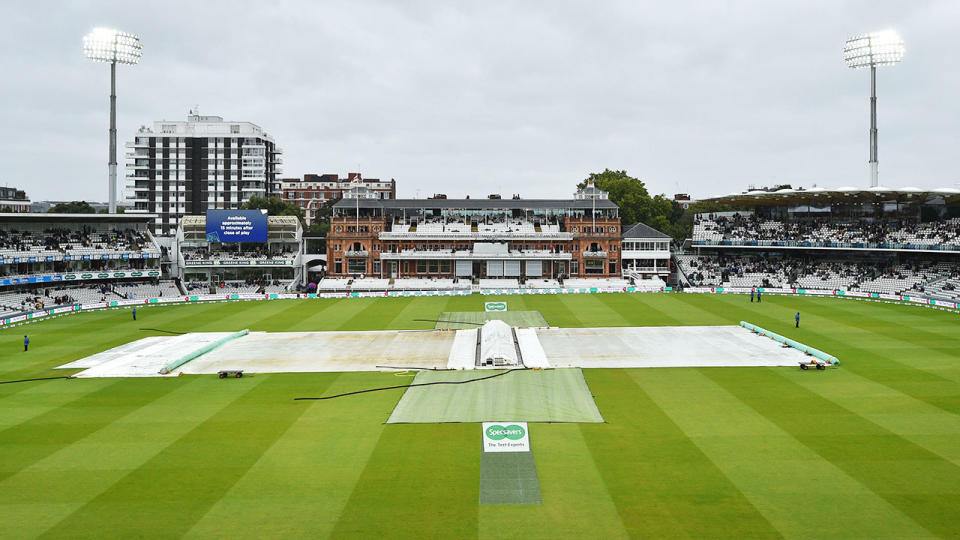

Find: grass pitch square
[480,451,542,505]
[434,311,549,329]
[386,368,605,423]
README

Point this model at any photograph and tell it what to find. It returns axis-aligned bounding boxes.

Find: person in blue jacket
[133,307,137,321]
[795,312,800,328]
[23,335,29,352]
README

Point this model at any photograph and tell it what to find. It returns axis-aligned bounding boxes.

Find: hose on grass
[139,328,187,335]
[294,368,526,401]
[0,375,72,385]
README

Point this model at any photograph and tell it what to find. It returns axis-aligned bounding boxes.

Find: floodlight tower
[83,28,142,214]
[843,29,904,188]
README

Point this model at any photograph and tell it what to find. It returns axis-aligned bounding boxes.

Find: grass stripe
[777,367,960,466]
[0,379,182,482]
[332,423,480,538]
[0,376,267,538]
[182,372,393,538]
[704,368,960,538]
[579,369,781,538]
[38,373,337,539]
[632,368,933,538]
[478,423,630,539]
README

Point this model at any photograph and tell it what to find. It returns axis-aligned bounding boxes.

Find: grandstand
[0,213,164,308]
[174,214,302,289]
[680,187,960,294]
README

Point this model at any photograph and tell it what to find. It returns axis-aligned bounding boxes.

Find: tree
[49,201,95,214]
[1,206,12,213]
[99,206,125,214]
[313,197,340,223]
[241,196,304,223]
[576,169,677,233]
[308,222,331,234]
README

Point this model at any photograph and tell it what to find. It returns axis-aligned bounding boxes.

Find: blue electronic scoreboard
[205,209,268,242]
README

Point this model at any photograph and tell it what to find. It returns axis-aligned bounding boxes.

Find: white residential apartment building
[125,110,283,235]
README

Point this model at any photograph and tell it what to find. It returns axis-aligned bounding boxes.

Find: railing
[379,231,573,241]
[345,250,369,257]
[582,251,608,258]
[380,250,572,260]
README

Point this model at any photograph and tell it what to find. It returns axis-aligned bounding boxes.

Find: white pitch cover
[482,422,530,452]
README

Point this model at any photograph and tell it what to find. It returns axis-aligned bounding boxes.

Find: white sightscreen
[525,260,542,277]
[486,260,504,277]
[504,260,521,277]
[456,260,472,277]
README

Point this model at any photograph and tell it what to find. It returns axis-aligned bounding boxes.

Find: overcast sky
[2,1,958,202]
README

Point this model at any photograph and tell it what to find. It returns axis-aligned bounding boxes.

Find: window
[609,260,617,274]
[416,260,427,273]
[428,260,439,273]
[161,124,176,134]
[230,124,240,134]
[585,259,604,274]
[348,259,366,274]
[334,259,342,274]
[440,260,451,273]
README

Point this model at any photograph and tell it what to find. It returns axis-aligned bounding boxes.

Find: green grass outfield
[0,293,959,538]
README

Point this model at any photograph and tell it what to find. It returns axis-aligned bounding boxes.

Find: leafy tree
[241,196,304,223]
[577,169,747,244]
[313,197,340,223]
[48,201,95,214]
[576,169,678,234]
[308,222,331,234]
[99,206,125,214]
[1,206,12,213]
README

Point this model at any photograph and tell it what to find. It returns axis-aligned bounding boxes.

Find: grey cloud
[0,0,957,203]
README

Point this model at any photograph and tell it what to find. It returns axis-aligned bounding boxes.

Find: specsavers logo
[486,424,525,440]
[485,302,507,311]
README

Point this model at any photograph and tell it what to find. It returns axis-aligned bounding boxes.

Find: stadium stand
[693,214,960,250]
[676,253,957,295]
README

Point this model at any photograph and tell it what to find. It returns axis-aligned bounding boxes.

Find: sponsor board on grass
[485,301,508,312]
[482,422,529,452]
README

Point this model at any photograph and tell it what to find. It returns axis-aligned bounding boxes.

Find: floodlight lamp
[843,29,904,69]
[83,27,142,65]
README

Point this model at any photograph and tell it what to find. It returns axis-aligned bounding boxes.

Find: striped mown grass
[0,293,958,538]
